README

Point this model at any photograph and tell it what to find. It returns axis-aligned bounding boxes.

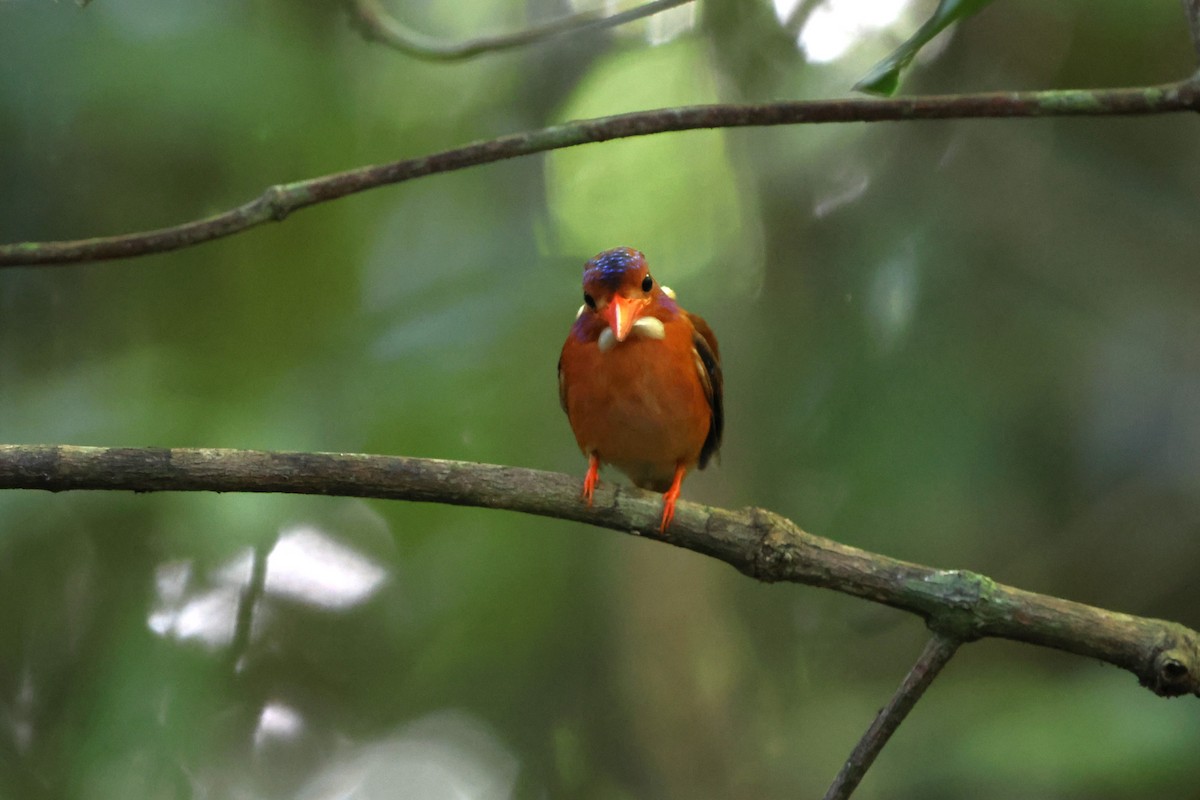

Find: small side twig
[347,0,694,61]
[823,633,962,800]
[1184,0,1200,65]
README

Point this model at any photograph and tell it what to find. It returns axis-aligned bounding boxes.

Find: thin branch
[346,0,694,61]
[1185,0,1200,65]
[4,80,1200,268]
[823,634,961,800]
[1,444,1198,698]
[228,533,271,674]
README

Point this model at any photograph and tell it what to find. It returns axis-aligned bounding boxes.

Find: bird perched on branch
[558,247,723,532]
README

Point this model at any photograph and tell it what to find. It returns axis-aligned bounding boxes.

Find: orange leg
[659,464,688,533]
[581,453,600,506]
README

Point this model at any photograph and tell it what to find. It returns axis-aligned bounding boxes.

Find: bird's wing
[688,312,723,469]
[557,352,568,413]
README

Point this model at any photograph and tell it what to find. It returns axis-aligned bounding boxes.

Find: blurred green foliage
[2,0,1200,798]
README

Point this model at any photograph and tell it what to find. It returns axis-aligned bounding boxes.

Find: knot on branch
[262,185,294,221]
[746,506,804,582]
[918,569,994,641]
[1146,642,1200,698]
[1164,76,1200,113]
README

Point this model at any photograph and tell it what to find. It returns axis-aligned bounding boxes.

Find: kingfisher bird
[558,247,723,532]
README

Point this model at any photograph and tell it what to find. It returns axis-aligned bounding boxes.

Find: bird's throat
[598,316,666,352]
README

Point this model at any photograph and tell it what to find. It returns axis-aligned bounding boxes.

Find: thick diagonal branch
[3,81,1200,267]
[823,634,961,800]
[1,443,1197,698]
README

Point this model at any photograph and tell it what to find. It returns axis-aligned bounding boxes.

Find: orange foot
[659,464,688,533]
[581,453,600,506]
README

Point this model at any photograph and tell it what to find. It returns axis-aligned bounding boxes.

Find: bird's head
[579,247,672,347]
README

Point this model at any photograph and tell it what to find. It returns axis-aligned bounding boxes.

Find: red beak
[602,294,644,342]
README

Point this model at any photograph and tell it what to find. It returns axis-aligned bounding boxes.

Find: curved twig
[1184,0,1200,64]
[824,634,961,800]
[346,0,694,60]
[3,80,1200,268]
[1,443,1198,699]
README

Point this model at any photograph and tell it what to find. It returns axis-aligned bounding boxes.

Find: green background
[2,0,1199,797]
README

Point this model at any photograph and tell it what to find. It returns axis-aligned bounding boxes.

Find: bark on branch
[2,443,1197,699]
[3,80,1200,268]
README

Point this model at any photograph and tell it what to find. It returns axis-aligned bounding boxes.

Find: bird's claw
[658,464,687,534]
[581,453,600,507]
[658,500,676,533]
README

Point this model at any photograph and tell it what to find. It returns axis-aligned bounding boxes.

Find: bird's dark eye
[641,274,653,292]
[583,292,596,310]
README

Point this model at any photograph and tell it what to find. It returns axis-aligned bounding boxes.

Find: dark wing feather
[557,352,568,413]
[688,312,723,469]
